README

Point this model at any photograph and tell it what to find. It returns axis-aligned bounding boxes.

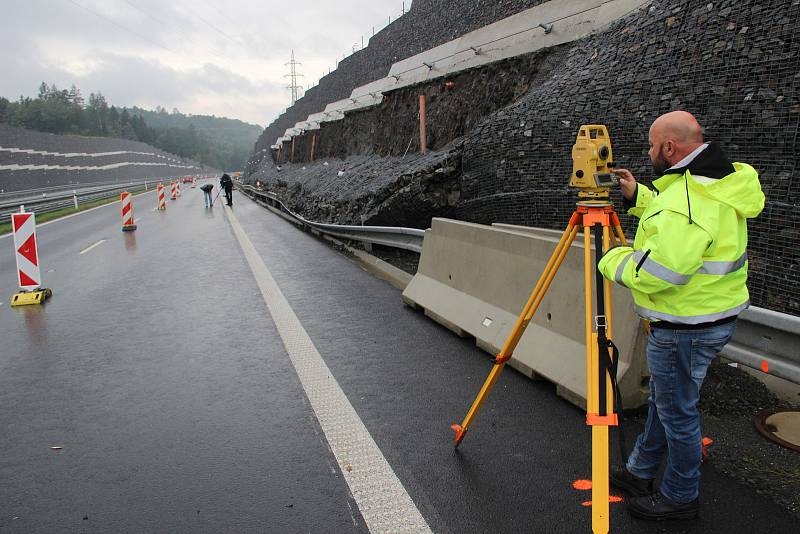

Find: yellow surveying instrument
[450,125,627,534]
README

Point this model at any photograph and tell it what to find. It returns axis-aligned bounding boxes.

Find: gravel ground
[359,244,420,275]
[695,363,800,517]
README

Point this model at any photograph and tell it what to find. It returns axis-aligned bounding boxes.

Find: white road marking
[0,189,155,240]
[79,239,106,255]
[223,205,432,534]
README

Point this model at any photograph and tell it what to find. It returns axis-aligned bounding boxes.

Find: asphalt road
[0,186,795,533]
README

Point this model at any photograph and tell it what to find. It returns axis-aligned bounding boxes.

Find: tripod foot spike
[451,424,466,447]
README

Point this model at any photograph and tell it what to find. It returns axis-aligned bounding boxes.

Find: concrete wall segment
[384,0,648,90]
[403,217,649,409]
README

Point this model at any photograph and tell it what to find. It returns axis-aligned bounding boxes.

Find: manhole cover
[753,410,800,453]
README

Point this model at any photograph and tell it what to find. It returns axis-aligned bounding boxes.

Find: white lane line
[223,205,432,534]
[79,239,106,255]
[0,189,155,240]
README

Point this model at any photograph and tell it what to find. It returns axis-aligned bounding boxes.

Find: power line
[200,0,242,34]
[183,3,251,53]
[63,0,180,56]
[119,0,232,63]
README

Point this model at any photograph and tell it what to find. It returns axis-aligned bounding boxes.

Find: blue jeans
[626,320,736,503]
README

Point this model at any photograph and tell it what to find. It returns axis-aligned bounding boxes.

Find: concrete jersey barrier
[402,217,649,409]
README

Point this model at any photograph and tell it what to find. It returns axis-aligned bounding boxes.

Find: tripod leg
[451,217,580,446]
[585,215,618,534]
[610,212,629,247]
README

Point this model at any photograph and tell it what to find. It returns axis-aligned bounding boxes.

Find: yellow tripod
[450,202,628,534]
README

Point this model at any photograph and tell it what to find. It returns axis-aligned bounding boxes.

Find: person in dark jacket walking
[220,174,233,206]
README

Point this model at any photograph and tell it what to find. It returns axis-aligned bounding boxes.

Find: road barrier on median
[10,209,52,306]
[120,192,137,232]
[402,218,650,409]
[157,183,166,210]
[241,185,800,387]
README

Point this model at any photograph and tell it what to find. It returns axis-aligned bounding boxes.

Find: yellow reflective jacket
[598,143,764,324]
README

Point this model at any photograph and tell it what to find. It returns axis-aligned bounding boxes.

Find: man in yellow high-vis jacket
[598,111,764,520]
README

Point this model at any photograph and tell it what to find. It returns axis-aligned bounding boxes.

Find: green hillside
[0,82,263,171]
[128,107,263,171]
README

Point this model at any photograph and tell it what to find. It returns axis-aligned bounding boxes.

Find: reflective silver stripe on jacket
[615,253,632,285]
[632,250,691,285]
[629,250,747,285]
[635,300,750,324]
[697,252,748,275]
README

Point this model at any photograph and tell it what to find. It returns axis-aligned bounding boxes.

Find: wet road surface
[0,186,796,533]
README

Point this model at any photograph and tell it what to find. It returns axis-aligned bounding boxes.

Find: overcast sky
[1,0,412,127]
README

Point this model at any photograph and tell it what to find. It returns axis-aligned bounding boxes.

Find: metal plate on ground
[753,410,800,453]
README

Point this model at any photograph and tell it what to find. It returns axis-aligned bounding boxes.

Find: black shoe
[610,466,654,497]
[628,491,699,521]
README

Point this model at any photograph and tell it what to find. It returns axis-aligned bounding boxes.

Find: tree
[67,84,84,107]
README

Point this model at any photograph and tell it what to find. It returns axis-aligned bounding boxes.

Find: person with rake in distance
[201,182,214,208]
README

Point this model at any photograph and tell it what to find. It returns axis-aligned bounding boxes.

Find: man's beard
[652,146,670,176]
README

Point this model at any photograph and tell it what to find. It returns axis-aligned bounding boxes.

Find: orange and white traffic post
[191,176,197,188]
[10,209,52,306]
[170,181,178,200]
[176,181,182,198]
[120,191,137,232]
[157,183,167,210]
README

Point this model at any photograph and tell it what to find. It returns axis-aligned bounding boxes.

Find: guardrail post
[419,95,427,155]
[73,190,79,209]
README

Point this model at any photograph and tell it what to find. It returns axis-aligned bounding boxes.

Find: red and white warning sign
[120,191,137,231]
[157,183,166,210]
[12,211,41,290]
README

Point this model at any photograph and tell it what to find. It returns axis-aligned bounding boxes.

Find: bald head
[651,111,703,145]
[648,111,705,174]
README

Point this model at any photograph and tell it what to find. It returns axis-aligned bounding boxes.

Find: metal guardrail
[0,179,127,199]
[0,178,185,222]
[0,182,147,222]
[723,306,800,386]
[240,183,800,385]
[240,184,425,253]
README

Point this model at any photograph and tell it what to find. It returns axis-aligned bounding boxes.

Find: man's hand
[612,168,637,200]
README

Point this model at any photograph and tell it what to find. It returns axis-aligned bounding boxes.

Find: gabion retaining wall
[247,0,800,316]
